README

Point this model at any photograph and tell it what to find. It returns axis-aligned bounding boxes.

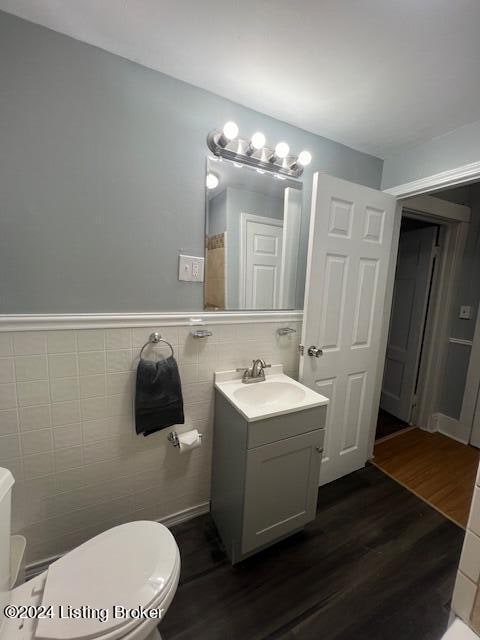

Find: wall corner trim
[0,310,304,332]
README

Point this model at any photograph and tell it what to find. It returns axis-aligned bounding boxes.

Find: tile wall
[0,321,301,565]
[452,464,480,626]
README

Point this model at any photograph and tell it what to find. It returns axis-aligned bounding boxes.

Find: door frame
[460,304,480,442]
[368,193,471,456]
[239,212,283,308]
[224,230,229,308]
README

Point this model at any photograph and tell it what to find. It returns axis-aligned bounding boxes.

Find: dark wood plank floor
[375,409,410,441]
[161,466,464,640]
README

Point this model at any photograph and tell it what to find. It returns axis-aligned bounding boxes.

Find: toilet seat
[2,521,180,640]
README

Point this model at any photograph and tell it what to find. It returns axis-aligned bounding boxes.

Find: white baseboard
[159,501,210,528]
[25,500,211,580]
[438,426,469,446]
[429,412,470,445]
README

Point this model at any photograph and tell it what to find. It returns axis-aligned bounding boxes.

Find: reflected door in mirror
[205,157,304,311]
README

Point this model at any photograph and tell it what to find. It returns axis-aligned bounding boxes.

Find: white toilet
[0,467,180,640]
[442,619,480,639]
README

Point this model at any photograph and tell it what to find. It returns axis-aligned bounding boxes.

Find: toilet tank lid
[0,467,14,502]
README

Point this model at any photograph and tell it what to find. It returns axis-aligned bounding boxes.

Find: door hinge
[299,344,304,355]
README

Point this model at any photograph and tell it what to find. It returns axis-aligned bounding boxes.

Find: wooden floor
[161,466,463,640]
[373,428,479,528]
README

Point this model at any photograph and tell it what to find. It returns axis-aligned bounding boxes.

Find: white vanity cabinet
[211,390,326,563]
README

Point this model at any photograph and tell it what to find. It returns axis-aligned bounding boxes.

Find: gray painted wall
[0,10,383,313]
[437,185,480,419]
[382,119,480,190]
[380,109,480,423]
[448,187,480,343]
[207,191,227,237]
[438,343,472,420]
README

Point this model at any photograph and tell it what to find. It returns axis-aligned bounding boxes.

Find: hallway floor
[373,428,479,527]
[162,466,463,640]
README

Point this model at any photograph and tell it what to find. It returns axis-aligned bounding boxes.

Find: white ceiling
[2,0,480,157]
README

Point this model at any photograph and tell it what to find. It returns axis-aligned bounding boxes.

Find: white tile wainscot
[0,317,302,566]
[452,464,480,628]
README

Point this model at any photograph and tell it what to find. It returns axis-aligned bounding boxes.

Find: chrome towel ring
[139,332,174,360]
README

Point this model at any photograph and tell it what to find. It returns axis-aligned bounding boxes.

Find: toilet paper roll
[177,429,202,454]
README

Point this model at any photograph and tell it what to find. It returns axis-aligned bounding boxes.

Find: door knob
[307,346,323,358]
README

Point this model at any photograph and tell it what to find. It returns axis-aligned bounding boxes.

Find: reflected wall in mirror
[205,157,303,311]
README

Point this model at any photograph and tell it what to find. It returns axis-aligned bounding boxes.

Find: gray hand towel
[135,355,184,436]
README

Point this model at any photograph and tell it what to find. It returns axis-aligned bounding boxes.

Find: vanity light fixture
[218,121,239,147]
[206,172,219,189]
[298,150,312,166]
[246,131,266,156]
[268,141,290,165]
[272,141,290,161]
[207,126,312,177]
[289,150,312,171]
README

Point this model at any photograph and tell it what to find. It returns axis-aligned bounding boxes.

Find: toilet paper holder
[168,430,203,448]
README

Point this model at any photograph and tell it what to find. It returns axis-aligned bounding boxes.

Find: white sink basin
[233,381,306,409]
[215,365,329,422]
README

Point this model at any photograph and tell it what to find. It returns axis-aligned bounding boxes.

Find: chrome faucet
[236,358,271,384]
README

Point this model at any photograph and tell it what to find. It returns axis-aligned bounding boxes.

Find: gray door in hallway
[381,225,437,422]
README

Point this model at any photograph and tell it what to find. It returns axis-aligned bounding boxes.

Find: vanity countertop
[214,365,329,422]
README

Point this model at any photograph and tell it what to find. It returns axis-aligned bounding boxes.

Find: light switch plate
[459,305,472,320]
[178,255,204,282]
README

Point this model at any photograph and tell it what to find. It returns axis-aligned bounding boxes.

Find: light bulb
[251,132,266,150]
[206,173,219,190]
[222,121,239,140]
[298,150,312,166]
[274,142,290,159]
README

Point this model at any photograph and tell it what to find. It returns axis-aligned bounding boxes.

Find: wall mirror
[205,156,303,310]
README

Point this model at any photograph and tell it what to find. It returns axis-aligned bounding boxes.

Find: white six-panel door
[240,213,283,309]
[300,173,397,485]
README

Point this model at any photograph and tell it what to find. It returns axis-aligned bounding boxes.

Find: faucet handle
[260,359,271,368]
[236,366,252,381]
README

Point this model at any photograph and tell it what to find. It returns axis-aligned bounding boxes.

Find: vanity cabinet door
[242,430,322,554]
